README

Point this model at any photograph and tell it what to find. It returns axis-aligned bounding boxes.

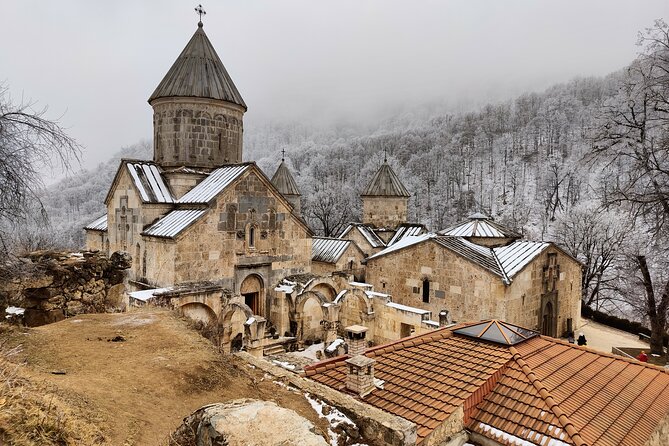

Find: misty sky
[1,1,668,171]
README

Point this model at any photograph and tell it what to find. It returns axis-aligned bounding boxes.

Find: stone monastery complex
[80,20,669,446]
[85,19,582,353]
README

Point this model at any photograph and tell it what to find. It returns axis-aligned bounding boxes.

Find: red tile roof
[304,323,669,446]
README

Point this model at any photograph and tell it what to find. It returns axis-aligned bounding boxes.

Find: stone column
[244,316,267,358]
[322,303,341,344]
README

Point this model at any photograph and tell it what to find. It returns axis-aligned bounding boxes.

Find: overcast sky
[1,1,667,171]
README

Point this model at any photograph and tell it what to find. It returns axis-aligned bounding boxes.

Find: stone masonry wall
[0,251,131,327]
[152,98,244,168]
[362,196,408,229]
[365,240,506,325]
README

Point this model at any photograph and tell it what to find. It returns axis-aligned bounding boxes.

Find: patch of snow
[334,290,348,303]
[373,378,385,389]
[272,360,296,371]
[349,281,373,288]
[290,342,324,361]
[129,287,172,302]
[5,306,25,318]
[275,284,295,293]
[364,290,389,298]
[423,320,440,327]
[386,301,431,315]
[70,319,84,324]
[326,338,344,353]
[247,364,256,369]
[245,317,256,325]
[305,393,364,446]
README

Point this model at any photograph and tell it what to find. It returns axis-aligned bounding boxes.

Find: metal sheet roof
[494,241,549,278]
[433,236,504,278]
[312,237,352,263]
[361,162,410,197]
[84,214,108,232]
[271,161,300,196]
[387,224,426,246]
[142,209,207,238]
[178,164,249,203]
[126,162,174,203]
[148,23,247,109]
[340,223,386,248]
[439,215,520,238]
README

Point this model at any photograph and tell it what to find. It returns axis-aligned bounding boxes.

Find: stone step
[263,344,286,356]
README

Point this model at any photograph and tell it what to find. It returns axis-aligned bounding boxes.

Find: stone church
[86,21,582,352]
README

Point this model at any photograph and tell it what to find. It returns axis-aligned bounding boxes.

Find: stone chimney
[345,355,376,397]
[439,310,452,327]
[345,325,368,356]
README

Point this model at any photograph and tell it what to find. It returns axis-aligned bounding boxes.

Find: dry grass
[0,332,105,445]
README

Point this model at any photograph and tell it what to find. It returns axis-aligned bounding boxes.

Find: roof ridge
[509,346,587,446]
[543,335,669,374]
[490,248,511,285]
[365,327,453,357]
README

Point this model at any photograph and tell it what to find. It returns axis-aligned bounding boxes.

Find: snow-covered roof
[126,162,174,203]
[142,209,207,238]
[84,214,108,232]
[339,223,385,248]
[129,287,173,302]
[438,214,520,239]
[387,224,427,246]
[178,164,249,203]
[367,233,434,260]
[369,234,552,284]
[494,241,550,278]
[312,237,353,263]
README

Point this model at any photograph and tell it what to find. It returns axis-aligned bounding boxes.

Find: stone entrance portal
[240,274,264,316]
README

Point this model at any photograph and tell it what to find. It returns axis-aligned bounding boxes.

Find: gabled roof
[387,223,427,246]
[270,161,300,196]
[178,164,250,204]
[148,23,247,109]
[361,162,410,197]
[312,237,360,264]
[142,209,207,238]
[305,323,669,446]
[339,223,386,249]
[84,214,108,232]
[367,235,553,285]
[104,160,175,206]
[439,213,521,239]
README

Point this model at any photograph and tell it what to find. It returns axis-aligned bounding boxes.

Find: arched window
[249,225,256,248]
[422,278,430,303]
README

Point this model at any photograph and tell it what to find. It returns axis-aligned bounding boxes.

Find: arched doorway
[541,301,554,337]
[240,274,264,316]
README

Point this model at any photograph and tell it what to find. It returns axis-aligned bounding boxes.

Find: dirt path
[8,309,329,445]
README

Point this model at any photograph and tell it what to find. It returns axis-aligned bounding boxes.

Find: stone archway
[541,301,556,337]
[222,302,255,353]
[295,291,329,343]
[240,274,264,316]
[180,302,217,326]
[334,289,373,331]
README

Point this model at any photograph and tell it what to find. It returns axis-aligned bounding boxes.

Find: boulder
[171,399,327,446]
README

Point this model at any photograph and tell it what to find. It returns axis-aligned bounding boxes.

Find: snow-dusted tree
[0,84,80,253]
[552,203,630,311]
[592,20,669,354]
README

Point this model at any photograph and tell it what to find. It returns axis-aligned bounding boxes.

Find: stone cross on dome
[194,4,206,25]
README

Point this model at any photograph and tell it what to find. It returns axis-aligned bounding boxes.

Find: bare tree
[0,84,81,252]
[592,20,669,353]
[552,203,629,311]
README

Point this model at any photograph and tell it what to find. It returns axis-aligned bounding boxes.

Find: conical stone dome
[149,22,246,108]
[362,162,410,197]
[271,161,301,196]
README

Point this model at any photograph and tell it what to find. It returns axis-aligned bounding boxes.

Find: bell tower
[149,19,247,169]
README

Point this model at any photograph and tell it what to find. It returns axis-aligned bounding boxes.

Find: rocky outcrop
[0,250,131,326]
[170,399,328,446]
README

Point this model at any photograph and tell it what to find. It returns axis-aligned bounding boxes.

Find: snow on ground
[291,342,324,361]
[304,393,366,446]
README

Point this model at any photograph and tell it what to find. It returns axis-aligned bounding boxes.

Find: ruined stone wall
[342,229,380,259]
[365,241,506,325]
[0,251,131,327]
[504,248,581,335]
[362,196,408,229]
[372,300,434,345]
[152,97,244,168]
[646,412,669,446]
